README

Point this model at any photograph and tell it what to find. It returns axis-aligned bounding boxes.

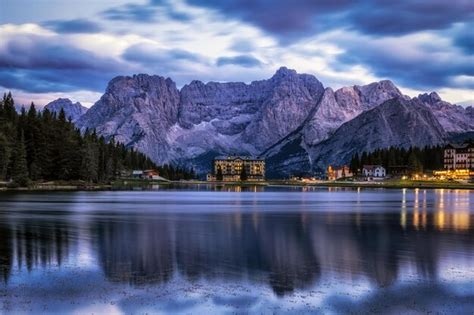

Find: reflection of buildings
[92,208,474,294]
[0,194,473,295]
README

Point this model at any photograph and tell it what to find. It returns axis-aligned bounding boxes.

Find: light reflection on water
[0,186,473,314]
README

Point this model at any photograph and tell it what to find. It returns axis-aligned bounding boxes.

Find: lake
[0,186,473,314]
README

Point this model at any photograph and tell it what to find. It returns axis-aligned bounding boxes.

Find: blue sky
[0,0,473,106]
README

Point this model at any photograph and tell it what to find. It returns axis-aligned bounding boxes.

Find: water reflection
[0,188,473,313]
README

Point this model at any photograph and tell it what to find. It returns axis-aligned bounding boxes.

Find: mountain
[78,67,325,172]
[415,92,474,133]
[45,98,88,122]
[76,74,180,163]
[308,97,446,171]
[76,68,473,177]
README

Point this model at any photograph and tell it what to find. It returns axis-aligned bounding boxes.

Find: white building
[362,165,386,178]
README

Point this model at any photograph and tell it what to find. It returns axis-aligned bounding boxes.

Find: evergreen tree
[216,166,223,181]
[11,131,29,186]
[0,133,11,180]
[240,165,248,181]
[0,92,193,184]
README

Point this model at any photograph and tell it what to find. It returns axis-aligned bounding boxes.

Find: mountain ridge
[75,68,473,177]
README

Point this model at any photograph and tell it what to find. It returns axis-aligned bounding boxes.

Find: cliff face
[77,74,180,163]
[416,92,474,133]
[44,98,88,122]
[308,97,446,170]
[77,68,471,177]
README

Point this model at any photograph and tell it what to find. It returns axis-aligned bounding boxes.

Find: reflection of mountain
[95,216,174,285]
[93,210,474,295]
[0,218,72,282]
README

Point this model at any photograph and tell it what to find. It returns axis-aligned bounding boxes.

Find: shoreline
[1,179,473,191]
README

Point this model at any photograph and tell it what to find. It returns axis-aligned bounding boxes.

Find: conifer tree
[11,131,29,186]
[240,165,248,181]
[216,166,223,181]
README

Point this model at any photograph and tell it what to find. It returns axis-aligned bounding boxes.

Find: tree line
[0,92,193,186]
[349,146,445,174]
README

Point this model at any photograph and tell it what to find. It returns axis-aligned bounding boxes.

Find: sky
[0,0,473,107]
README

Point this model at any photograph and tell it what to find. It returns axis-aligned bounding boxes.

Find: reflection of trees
[0,218,71,283]
[0,224,13,283]
[175,214,320,296]
[1,208,471,295]
[93,211,474,294]
[95,216,174,285]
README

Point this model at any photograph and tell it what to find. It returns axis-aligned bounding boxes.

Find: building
[132,170,143,178]
[131,169,168,181]
[210,156,265,181]
[444,143,474,170]
[362,165,386,178]
[327,165,352,180]
[143,170,160,180]
[387,165,411,177]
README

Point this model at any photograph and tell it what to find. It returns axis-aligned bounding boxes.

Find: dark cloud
[216,55,262,67]
[102,4,157,22]
[0,36,121,71]
[334,36,474,90]
[186,0,474,40]
[101,1,192,23]
[42,19,102,34]
[123,44,202,64]
[453,23,474,55]
[187,0,349,41]
[0,35,127,93]
[347,1,474,36]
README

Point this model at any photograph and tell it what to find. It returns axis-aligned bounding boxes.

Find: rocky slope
[416,92,474,133]
[308,97,446,170]
[77,74,180,163]
[45,98,88,122]
[77,68,473,177]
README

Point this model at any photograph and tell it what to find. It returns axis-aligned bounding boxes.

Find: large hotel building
[207,156,265,181]
[444,143,474,170]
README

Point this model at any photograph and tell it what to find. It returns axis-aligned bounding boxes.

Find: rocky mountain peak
[417,92,442,105]
[44,98,88,122]
[272,66,298,79]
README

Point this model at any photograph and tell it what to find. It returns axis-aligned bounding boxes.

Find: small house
[362,165,386,178]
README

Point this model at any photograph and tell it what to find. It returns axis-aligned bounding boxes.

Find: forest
[0,92,194,186]
[349,146,445,174]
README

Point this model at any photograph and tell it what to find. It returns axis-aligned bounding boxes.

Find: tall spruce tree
[11,131,29,186]
[240,165,248,181]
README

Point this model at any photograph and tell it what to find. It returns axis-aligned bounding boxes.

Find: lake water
[0,185,473,314]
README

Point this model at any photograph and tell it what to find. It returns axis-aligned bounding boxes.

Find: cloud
[102,4,158,22]
[123,43,203,64]
[229,39,256,53]
[452,23,474,55]
[0,31,129,93]
[42,19,102,34]
[216,55,262,67]
[101,0,192,23]
[331,31,474,90]
[185,0,474,40]
[346,1,474,36]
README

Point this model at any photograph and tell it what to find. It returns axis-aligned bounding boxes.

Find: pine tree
[11,131,29,186]
[216,166,223,181]
[0,133,11,180]
[240,165,248,181]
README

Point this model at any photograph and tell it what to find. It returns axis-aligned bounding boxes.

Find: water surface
[0,186,473,314]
